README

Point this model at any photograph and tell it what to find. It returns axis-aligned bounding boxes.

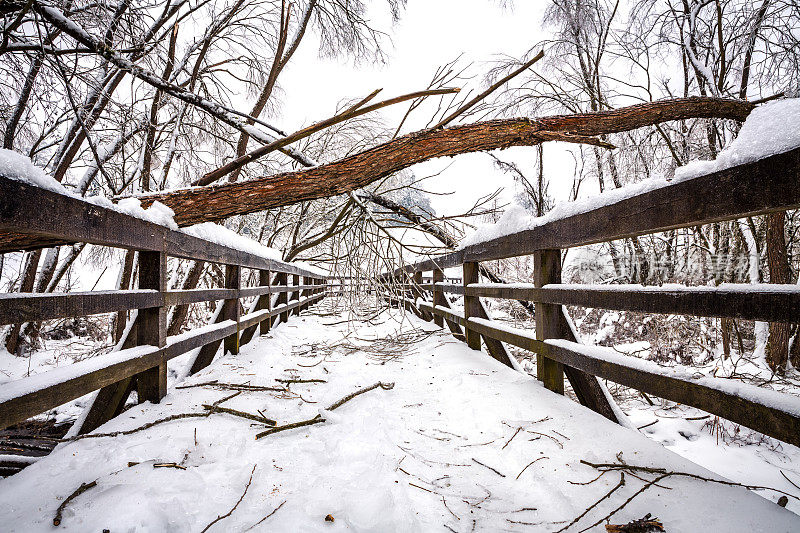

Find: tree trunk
[0,97,756,253]
[765,212,792,372]
[167,260,205,336]
[113,250,136,342]
[4,250,41,354]
[138,97,754,223]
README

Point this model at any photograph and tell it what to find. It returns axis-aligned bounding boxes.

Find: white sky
[279,0,583,219]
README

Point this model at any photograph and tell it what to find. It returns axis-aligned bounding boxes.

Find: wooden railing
[0,176,328,433]
[384,146,800,447]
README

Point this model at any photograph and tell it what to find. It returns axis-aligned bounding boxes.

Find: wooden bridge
[1,146,799,530]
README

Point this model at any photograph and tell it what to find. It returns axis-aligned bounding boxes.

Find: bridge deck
[1,304,797,532]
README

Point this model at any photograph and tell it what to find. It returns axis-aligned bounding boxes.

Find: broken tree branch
[194,87,460,186]
[432,49,544,129]
[134,97,753,228]
[53,480,98,526]
[201,404,277,426]
[62,392,241,442]
[200,464,257,533]
[255,382,394,438]
[1,97,756,252]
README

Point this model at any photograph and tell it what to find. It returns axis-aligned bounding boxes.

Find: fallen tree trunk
[0,97,754,252]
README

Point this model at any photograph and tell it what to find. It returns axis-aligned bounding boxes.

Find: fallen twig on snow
[63,392,241,442]
[442,496,460,520]
[255,382,394,439]
[245,500,286,531]
[570,460,800,532]
[64,412,211,442]
[781,470,800,491]
[178,381,285,392]
[275,378,327,385]
[581,460,800,499]
[471,458,505,477]
[153,462,186,470]
[527,431,564,448]
[502,427,522,450]
[53,480,97,526]
[201,404,276,426]
[516,457,548,480]
[605,513,664,532]
[409,482,435,493]
[556,472,625,532]
[200,465,257,533]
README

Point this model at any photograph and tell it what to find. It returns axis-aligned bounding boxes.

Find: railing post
[259,270,272,334]
[463,261,482,350]
[136,251,167,403]
[300,276,314,311]
[277,272,289,324]
[291,274,300,315]
[432,268,444,327]
[413,271,432,321]
[223,264,241,355]
[534,249,565,394]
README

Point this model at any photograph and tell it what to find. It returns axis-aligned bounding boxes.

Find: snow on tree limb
[133,97,754,227]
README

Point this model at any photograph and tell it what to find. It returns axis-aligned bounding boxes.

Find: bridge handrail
[0,176,329,432]
[383,147,800,447]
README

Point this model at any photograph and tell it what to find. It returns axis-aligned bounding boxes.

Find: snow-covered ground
[1,302,798,531]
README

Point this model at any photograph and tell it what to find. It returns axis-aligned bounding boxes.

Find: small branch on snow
[409,482,436,494]
[153,462,186,470]
[502,427,522,450]
[605,514,664,532]
[555,472,625,533]
[581,460,800,500]
[275,378,327,384]
[781,470,800,491]
[568,460,800,533]
[63,412,210,442]
[244,500,287,531]
[471,458,505,477]
[516,457,548,480]
[178,381,286,392]
[53,480,98,526]
[62,392,241,442]
[255,382,394,439]
[442,496,460,520]
[201,404,276,426]
[200,465,257,533]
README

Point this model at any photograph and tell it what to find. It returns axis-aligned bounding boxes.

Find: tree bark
[4,250,41,354]
[139,97,753,225]
[765,211,792,372]
[113,250,136,342]
[166,260,205,336]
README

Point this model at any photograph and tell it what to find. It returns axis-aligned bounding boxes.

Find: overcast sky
[279,0,583,219]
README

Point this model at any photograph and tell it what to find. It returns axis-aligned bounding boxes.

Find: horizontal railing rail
[0,284,325,325]
[0,293,325,430]
[411,300,800,446]
[0,177,318,276]
[383,147,800,447]
[416,282,800,323]
[0,176,329,434]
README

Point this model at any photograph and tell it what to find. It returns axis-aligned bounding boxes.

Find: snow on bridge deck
[1,305,797,532]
